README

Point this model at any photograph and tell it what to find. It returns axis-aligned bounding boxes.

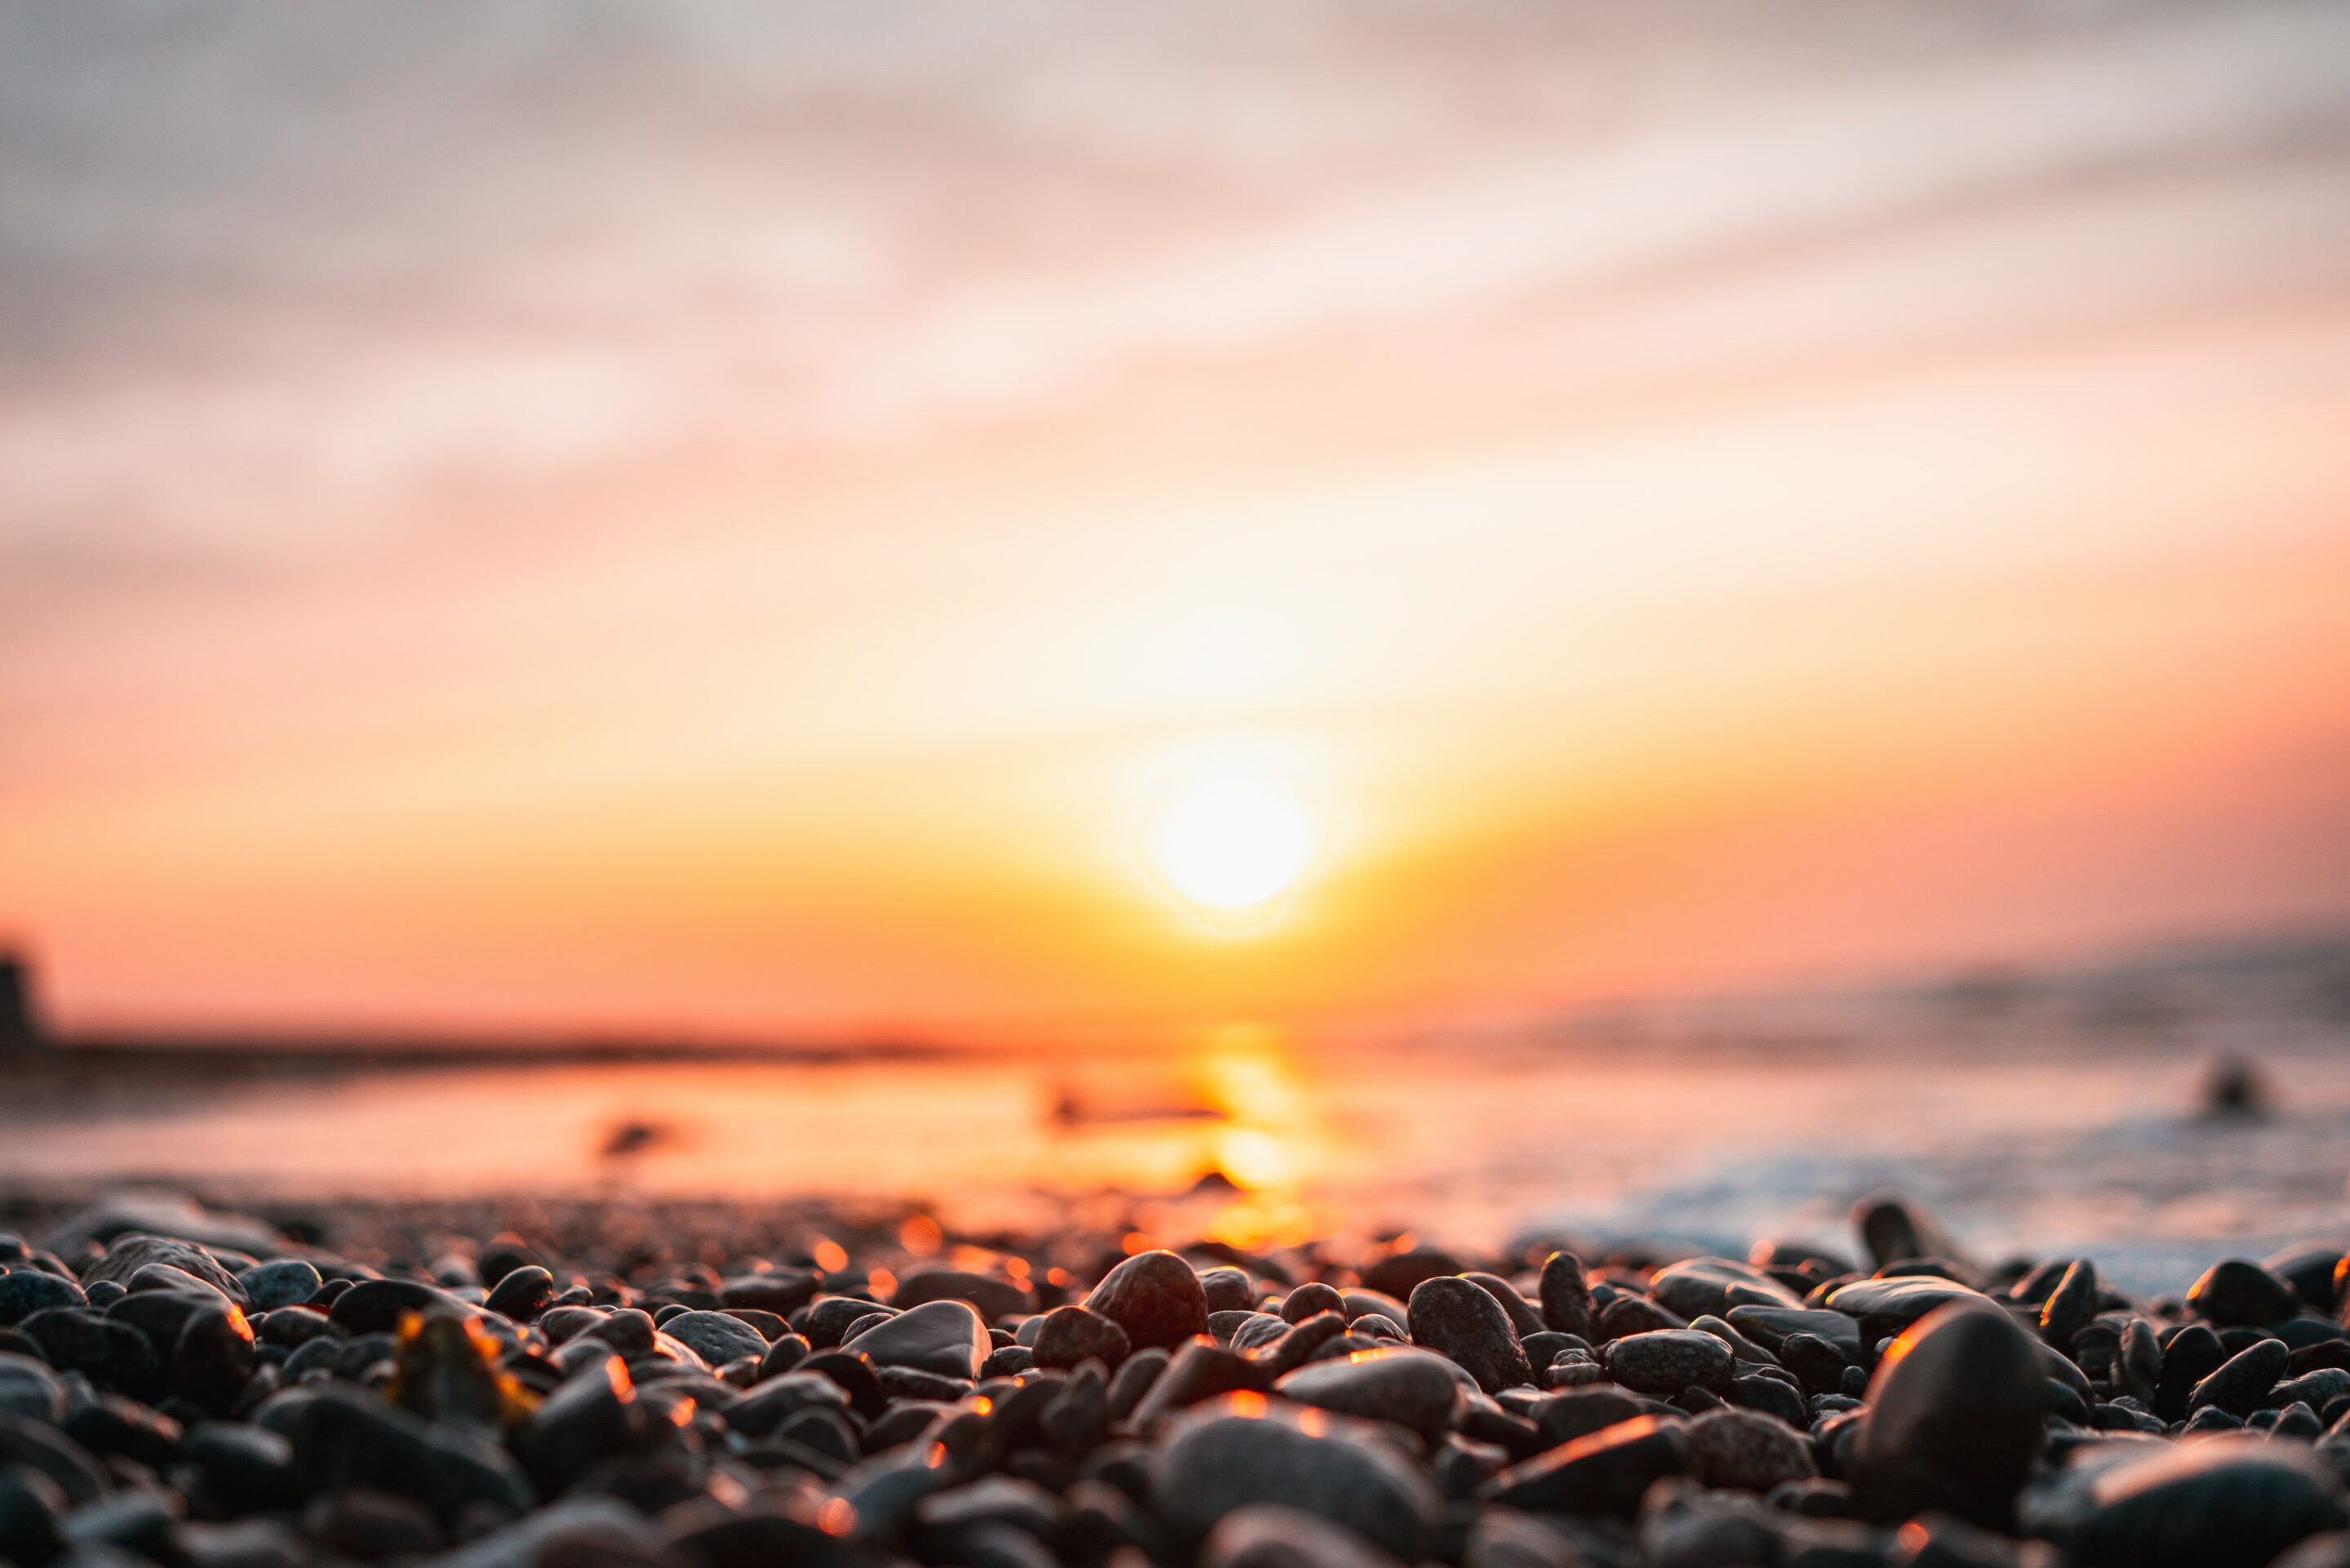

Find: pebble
[894,1269,1037,1322]
[844,1298,990,1379]
[1679,1406,1816,1492]
[1482,1414,1687,1517]
[1849,1302,2046,1530]
[1601,1329,1732,1397]
[1199,1502,1403,1568]
[234,1260,321,1313]
[1084,1252,1210,1351]
[2024,1434,2349,1566]
[1273,1347,1462,1437]
[1407,1278,1532,1393]
[2188,1259,2302,1329]
[2188,1335,2290,1418]
[1151,1395,1441,1558]
[655,1309,768,1368]
[1031,1305,1131,1371]
[0,1271,86,1326]
[1536,1253,1593,1340]
[0,1189,2343,1568]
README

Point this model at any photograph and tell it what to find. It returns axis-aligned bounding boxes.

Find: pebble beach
[6,1187,2350,1568]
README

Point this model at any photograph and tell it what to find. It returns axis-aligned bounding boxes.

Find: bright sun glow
[1149,758,1323,911]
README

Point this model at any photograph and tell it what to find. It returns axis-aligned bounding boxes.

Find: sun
[1149,755,1324,913]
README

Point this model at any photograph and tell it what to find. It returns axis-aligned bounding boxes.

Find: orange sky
[3,1,2348,1038]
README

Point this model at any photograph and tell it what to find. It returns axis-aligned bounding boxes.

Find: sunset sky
[4,0,2349,1039]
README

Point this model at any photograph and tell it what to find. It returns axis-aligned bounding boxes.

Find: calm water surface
[7,950,2348,1293]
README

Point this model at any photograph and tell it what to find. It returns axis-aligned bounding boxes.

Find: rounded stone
[2188,1260,2300,1329]
[1602,1329,1733,1397]
[1031,1305,1130,1371]
[0,1272,86,1327]
[1151,1396,1442,1559]
[235,1260,323,1313]
[1274,1347,1463,1438]
[1681,1406,1816,1492]
[660,1310,769,1369]
[1084,1251,1209,1351]
[843,1299,989,1380]
[1406,1277,1532,1393]
[1851,1303,2046,1530]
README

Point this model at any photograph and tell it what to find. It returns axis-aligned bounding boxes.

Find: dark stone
[1199,1268,1259,1317]
[1151,1395,1442,1557]
[800,1349,887,1420]
[1031,1306,1129,1371]
[716,1269,822,1317]
[1480,1415,1687,1517]
[180,1422,298,1511]
[1274,1346,1461,1438]
[1681,1407,1813,1492]
[233,1260,321,1313]
[1084,1252,1209,1351]
[1282,1284,1345,1325]
[2190,1260,2301,1329]
[758,1334,810,1380]
[1339,1291,1411,1336]
[1363,1248,1465,1302]
[1822,1278,1996,1343]
[1603,1331,1731,1397]
[1848,1303,2044,1530]
[0,1412,112,1504]
[2264,1244,2348,1314]
[1106,1347,1167,1420]
[2040,1260,2099,1348]
[483,1266,555,1323]
[328,1279,476,1335]
[893,1269,1037,1322]
[1779,1333,1851,1398]
[803,1296,895,1349]
[1408,1277,1532,1393]
[45,1199,285,1265]
[0,1270,87,1326]
[1199,1503,1403,1568]
[1727,1373,1809,1428]
[1726,1305,1865,1364]
[0,1463,66,1566]
[1595,1295,1686,1340]
[80,1237,248,1303]
[1528,1385,1646,1448]
[0,1353,64,1422]
[172,1300,258,1414]
[659,1310,768,1369]
[258,1384,533,1514]
[2189,1337,2290,1418]
[724,1371,853,1437]
[1462,1274,1546,1339]
[303,1487,442,1557]
[1126,1339,1269,1432]
[844,1300,988,1380]
[17,1309,161,1397]
[2026,1436,2348,1568]
[1851,1197,1971,1276]
[2159,1324,2229,1421]
[64,1392,184,1468]
[1647,1260,1802,1322]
